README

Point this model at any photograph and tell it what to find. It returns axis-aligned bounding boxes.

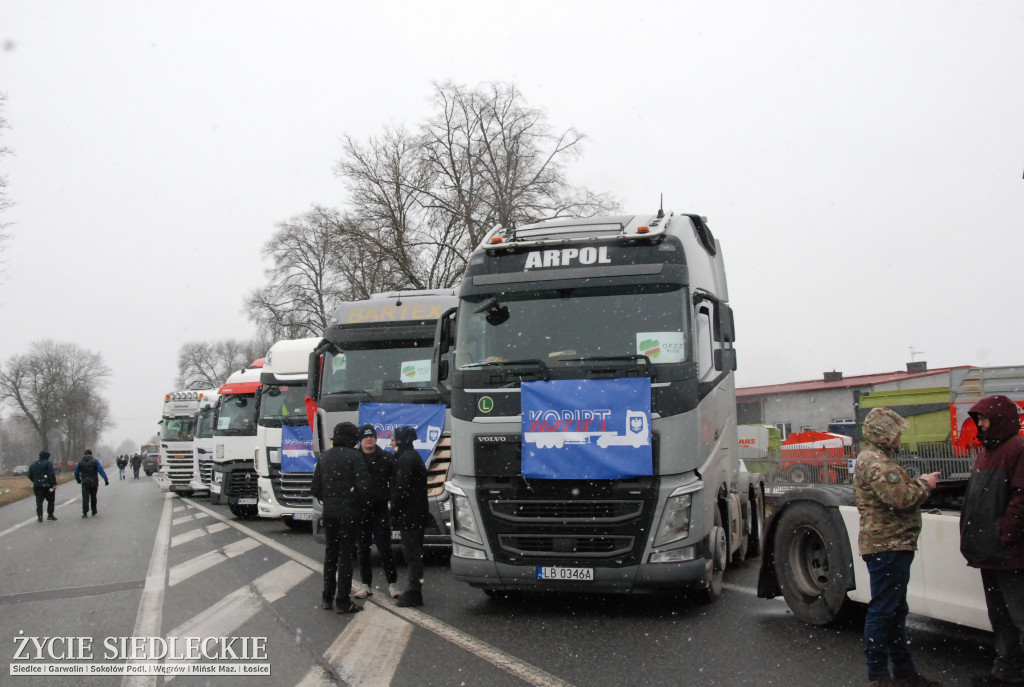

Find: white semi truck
[439,211,763,599]
[155,389,215,495]
[210,360,263,517]
[188,389,220,495]
[757,365,1024,630]
[254,337,320,528]
[308,290,459,548]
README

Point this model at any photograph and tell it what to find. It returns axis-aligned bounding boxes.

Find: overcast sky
[2,1,1022,448]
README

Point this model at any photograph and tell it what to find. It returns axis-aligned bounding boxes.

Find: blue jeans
[863,550,916,677]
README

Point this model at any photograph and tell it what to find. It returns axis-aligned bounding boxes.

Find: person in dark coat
[310,422,366,614]
[116,454,128,480]
[130,453,142,479]
[960,394,1024,687]
[27,450,58,522]
[74,449,109,518]
[390,425,429,607]
[353,423,399,599]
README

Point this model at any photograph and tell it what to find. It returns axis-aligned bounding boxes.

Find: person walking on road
[854,407,942,687]
[353,423,400,600]
[960,395,1024,687]
[116,454,128,480]
[130,453,142,479]
[27,449,58,522]
[390,425,429,608]
[310,422,366,614]
[74,449,109,518]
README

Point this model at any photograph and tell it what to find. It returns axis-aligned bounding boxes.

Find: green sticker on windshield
[478,396,494,414]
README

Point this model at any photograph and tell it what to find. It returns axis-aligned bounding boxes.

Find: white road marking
[323,602,413,686]
[171,511,210,526]
[182,497,579,687]
[0,497,80,539]
[121,492,174,687]
[295,665,335,687]
[170,521,230,547]
[168,538,261,586]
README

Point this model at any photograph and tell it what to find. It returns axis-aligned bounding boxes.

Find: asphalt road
[0,475,997,686]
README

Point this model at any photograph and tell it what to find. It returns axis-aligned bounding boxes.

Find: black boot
[396,589,423,607]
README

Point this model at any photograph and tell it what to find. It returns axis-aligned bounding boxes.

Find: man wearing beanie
[74,449,109,518]
[353,423,400,600]
[311,421,366,614]
[27,449,58,522]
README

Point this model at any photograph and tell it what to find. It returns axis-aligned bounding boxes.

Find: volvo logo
[477,436,511,442]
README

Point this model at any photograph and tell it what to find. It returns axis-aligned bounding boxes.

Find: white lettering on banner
[524,246,611,270]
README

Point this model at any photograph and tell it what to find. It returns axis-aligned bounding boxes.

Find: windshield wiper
[553,354,654,377]
[328,389,376,398]
[461,358,549,380]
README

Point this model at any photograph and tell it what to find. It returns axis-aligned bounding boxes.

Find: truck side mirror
[714,348,738,372]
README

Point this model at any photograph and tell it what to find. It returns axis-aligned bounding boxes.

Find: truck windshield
[215,394,258,436]
[162,415,196,442]
[258,384,308,424]
[455,284,689,370]
[322,341,438,395]
[196,406,217,439]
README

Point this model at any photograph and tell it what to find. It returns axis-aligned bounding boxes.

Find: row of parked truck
[146,210,1017,635]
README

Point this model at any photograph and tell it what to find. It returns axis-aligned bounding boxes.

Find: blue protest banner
[521,378,652,479]
[281,424,316,473]
[359,403,446,464]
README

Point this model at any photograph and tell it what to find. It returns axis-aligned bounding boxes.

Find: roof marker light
[637,226,650,234]
[489,236,504,244]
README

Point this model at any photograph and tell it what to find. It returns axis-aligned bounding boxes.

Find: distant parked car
[12,465,29,477]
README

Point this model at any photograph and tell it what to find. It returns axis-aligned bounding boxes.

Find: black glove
[104,481,109,486]
[76,479,81,484]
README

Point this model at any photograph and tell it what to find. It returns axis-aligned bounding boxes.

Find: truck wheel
[774,501,850,625]
[745,488,765,560]
[785,464,817,484]
[698,507,727,603]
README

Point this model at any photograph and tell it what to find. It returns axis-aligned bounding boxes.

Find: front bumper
[450,556,709,594]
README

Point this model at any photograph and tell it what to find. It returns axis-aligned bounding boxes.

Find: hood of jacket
[969,394,1022,449]
[861,407,908,451]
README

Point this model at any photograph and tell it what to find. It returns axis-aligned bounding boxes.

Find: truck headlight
[447,484,482,545]
[653,492,693,547]
[258,486,272,503]
[212,472,223,485]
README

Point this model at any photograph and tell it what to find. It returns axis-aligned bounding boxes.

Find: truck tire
[697,506,726,603]
[774,501,850,625]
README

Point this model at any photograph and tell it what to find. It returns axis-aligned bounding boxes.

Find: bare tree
[0,340,111,463]
[246,81,617,336]
[338,81,619,288]
[175,338,267,389]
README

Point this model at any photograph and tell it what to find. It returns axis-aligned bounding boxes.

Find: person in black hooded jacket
[390,425,428,607]
[74,449,109,518]
[310,422,366,614]
[960,394,1024,687]
[352,424,399,600]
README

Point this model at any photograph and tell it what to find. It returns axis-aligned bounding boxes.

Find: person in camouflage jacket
[854,407,941,687]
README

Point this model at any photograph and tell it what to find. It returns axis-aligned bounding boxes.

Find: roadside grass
[0,473,77,508]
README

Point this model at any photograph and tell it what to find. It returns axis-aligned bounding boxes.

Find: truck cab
[308,290,458,548]
[254,337,320,527]
[210,360,263,517]
[189,390,220,494]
